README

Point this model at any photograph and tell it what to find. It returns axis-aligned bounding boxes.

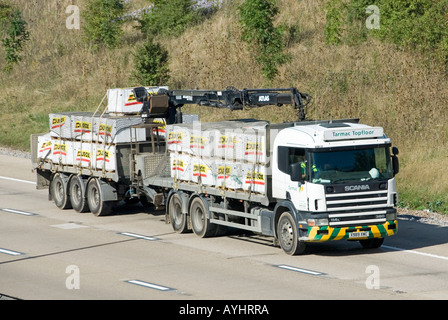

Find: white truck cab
[272,120,398,248]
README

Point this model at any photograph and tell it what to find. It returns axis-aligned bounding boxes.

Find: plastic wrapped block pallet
[51,139,75,166]
[170,153,191,181]
[49,112,76,139]
[242,163,267,194]
[167,125,191,153]
[243,133,266,164]
[189,128,216,158]
[95,115,146,144]
[71,141,117,171]
[93,144,117,172]
[73,142,95,168]
[215,160,244,190]
[37,133,53,159]
[107,86,168,115]
[214,130,240,160]
[166,120,268,163]
[71,114,145,143]
[190,157,215,186]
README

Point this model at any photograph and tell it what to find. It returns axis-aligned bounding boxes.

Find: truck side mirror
[290,162,304,182]
[391,146,399,175]
[392,146,399,156]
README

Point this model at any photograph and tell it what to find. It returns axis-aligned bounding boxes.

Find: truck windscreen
[309,146,393,184]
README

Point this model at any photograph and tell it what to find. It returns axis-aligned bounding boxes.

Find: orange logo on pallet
[74,121,92,133]
[96,149,111,162]
[76,150,91,162]
[245,171,265,185]
[217,166,232,179]
[51,116,67,129]
[53,143,68,156]
[172,159,185,171]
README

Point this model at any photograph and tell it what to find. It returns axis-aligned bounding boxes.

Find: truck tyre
[277,211,306,255]
[169,193,188,233]
[69,175,89,213]
[360,238,384,249]
[86,178,111,216]
[51,174,72,210]
[189,197,216,238]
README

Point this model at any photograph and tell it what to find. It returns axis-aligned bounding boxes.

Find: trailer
[31,86,399,255]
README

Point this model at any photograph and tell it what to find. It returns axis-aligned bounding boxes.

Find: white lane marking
[276,265,324,276]
[0,176,35,185]
[0,248,23,256]
[119,232,158,241]
[1,208,36,216]
[126,280,173,291]
[383,245,448,262]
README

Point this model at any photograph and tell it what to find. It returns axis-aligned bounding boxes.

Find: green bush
[138,0,200,37]
[131,37,170,86]
[238,0,289,81]
[82,0,126,50]
[0,4,29,72]
[324,0,344,45]
[327,0,448,66]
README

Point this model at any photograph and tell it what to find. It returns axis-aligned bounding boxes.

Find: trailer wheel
[277,211,306,255]
[189,197,216,238]
[69,175,89,213]
[168,193,188,233]
[86,178,111,216]
[51,174,72,210]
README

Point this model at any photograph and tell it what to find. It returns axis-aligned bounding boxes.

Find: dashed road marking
[383,245,448,262]
[119,232,159,241]
[0,248,23,256]
[276,264,325,276]
[126,280,174,291]
[1,208,37,216]
[0,176,35,185]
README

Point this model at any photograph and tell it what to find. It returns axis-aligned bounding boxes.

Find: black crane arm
[132,86,311,123]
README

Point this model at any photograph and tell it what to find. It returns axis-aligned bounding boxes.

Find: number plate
[348,231,369,238]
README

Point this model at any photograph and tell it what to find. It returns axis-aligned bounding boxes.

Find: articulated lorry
[31,86,399,255]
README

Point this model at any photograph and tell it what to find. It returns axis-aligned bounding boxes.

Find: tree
[138,0,200,37]
[131,37,170,86]
[238,0,289,81]
[82,0,126,50]
[0,4,29,72]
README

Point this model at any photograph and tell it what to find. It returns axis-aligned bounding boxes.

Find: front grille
[326,190,389,226]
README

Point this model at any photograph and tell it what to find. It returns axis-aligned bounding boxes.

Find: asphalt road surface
[1,154,448,304]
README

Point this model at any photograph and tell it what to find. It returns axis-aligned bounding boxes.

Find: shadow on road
[225,216,448,257]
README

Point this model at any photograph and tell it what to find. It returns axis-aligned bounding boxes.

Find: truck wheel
[277,211,306,255]
[69,176,89,213]
[51,174,72,210]
[189,197,216,238]
[360,238,384,249]
[86,178,111,216]
[169,193,188,233]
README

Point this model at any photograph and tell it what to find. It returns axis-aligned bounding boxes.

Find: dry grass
[1,0,447,212]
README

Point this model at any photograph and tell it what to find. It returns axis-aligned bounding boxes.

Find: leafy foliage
[325,0,448,65]
[238,0,289,81]
[138,0,200,37]
[324,0,344,45]
[131,37,170,86]
[0,4,29,72]
[82,0,126,50]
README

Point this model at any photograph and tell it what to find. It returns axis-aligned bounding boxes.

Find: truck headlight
[308,218,329,227]
[386,212,397,221]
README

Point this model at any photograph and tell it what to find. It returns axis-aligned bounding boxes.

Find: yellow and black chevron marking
[307,220,397,242]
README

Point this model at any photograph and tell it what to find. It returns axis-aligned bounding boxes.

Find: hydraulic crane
[132,86,312,124]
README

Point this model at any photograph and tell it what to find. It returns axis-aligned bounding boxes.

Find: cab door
[274,146,309,211]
